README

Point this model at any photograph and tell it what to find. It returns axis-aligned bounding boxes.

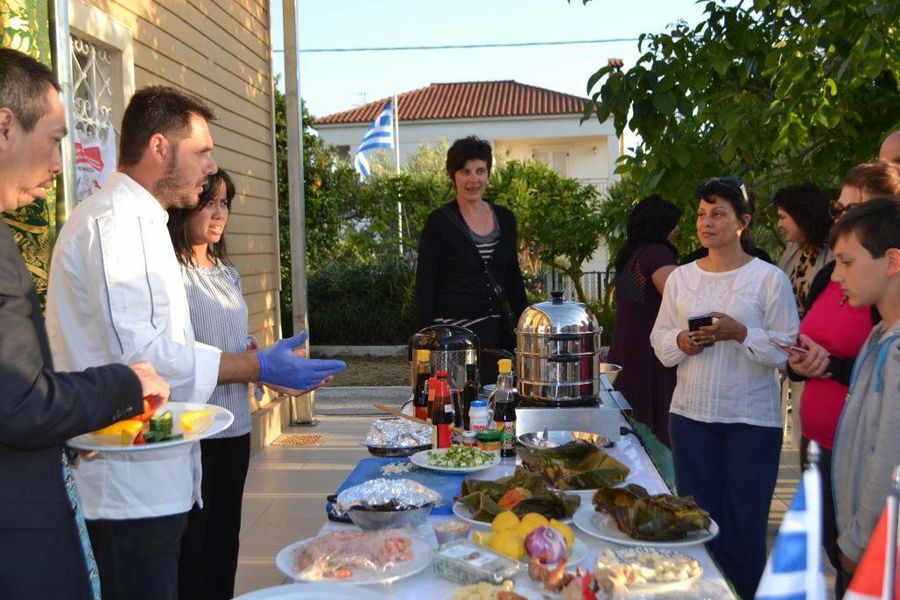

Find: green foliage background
[582,0,900,262]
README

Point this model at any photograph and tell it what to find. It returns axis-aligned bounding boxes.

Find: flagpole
[394,94,403,256]
[807,441,824,597]
[884,465,900,599]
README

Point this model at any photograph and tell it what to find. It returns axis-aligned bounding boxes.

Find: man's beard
[154,150,201,209]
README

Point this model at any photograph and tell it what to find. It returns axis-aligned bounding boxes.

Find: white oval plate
[233,582,387,600]
[67,403,234,453]
[452,501,574,527]
[409,448,500,473]
[572,505,719,547]
[276,534,431,585]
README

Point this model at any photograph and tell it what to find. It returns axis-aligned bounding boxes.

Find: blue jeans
[87,513,188,600]
[670,414,782,600]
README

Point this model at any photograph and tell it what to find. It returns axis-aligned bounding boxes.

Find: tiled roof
[314,80,591,125]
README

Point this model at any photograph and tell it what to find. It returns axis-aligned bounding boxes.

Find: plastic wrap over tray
[333,478,441,516]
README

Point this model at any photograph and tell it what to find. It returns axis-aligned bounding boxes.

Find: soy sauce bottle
[461,363,480,430]
[412,349,432,422]
[492,358,518,457]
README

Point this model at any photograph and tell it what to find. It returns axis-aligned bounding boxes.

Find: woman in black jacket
[415,136,528,383]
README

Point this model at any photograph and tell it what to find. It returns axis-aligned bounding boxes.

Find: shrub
[308,254,416,344]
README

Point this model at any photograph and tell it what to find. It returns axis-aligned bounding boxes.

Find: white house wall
[315,113,618,181]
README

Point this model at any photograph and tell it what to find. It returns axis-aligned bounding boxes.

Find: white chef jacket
[650,258,799,428]
[46,172,222,520]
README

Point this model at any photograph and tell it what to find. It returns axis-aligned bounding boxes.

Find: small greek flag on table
[354,100,394,180]
[755,454,826,600]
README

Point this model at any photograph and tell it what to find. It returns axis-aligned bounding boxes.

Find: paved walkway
[233,405,821,597]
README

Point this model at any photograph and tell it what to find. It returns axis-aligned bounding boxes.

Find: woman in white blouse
[650,177,798,599]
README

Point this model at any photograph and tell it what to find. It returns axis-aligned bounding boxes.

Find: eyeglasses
[706,176,750,204]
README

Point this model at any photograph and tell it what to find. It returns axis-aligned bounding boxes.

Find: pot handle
[547,353,581,363]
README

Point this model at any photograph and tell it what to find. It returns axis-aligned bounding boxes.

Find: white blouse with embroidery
[650,258,799,428]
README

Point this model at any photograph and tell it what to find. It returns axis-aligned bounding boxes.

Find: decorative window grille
[70,34,114,143]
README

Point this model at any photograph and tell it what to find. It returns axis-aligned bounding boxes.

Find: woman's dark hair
[843,160,900,197]
[446,136,492,182]
[830,196,900,257]
[696,176,757,251]
[772,183,833,249]
[168,169,234,266]
[613,195,682,271]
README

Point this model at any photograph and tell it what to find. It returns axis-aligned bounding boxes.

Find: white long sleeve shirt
[650,258,799,428]
[46,172,222,520]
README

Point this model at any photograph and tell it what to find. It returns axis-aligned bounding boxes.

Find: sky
[270,0,711,122]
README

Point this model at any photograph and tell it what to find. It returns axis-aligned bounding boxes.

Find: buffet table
[293,420,738,599]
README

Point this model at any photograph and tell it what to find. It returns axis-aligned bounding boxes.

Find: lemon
[520,512,549,530]
[489,530,525,560]
[471,531,494,547]
[549,519,575,553]
[491,510,520,533]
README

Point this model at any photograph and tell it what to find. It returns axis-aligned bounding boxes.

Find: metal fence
[542,268,616,303]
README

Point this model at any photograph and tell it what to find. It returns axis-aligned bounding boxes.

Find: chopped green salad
[427,446,495,468]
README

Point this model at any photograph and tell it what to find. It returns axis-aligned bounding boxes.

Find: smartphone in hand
[769,337,808,354]
[688,315,713,332]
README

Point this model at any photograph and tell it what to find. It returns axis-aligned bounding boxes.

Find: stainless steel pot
[516,291,601,404]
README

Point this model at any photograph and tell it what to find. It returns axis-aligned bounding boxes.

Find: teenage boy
[830,196,900,579]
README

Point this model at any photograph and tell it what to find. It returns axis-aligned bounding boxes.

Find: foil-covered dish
[363,418,431,456]
[332,478,441,517]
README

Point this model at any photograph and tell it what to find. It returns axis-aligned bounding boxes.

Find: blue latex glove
[256,331,346,391]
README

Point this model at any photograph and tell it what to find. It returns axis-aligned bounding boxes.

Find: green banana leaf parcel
[593,484,712,541]
[456,467,581,522]
[517,441,630,490]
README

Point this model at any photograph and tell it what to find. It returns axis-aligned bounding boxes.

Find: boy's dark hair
[772,183,834,248]
[696,176,757,251]
[445,136,492,182]
[830,196,900,258]
[168,169,234,266]
[0,48,61,132]
[614,195,682,271]
[119,85,215,168]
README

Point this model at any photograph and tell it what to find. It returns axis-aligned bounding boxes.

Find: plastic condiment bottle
[468,400,489,432]
[430,379,453,449]
[492,358,518,458]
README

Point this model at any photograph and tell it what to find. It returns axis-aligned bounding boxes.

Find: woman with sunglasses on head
[650,177,798,599]
[167,169,254,600]
[783,162,899,598]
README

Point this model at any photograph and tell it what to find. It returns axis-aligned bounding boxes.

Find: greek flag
[354,100,394,180]
[755,455,826,600]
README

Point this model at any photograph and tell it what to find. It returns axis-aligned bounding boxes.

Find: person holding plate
[0,48,170,600]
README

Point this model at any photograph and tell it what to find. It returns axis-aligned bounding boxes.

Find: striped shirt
[182,261,252,437]
[432,213,503,329]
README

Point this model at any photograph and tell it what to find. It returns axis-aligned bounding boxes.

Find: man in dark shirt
[0,47,170,599]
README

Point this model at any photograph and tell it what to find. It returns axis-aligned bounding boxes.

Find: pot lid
[517,291,599,335]
[409,325,480,351]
